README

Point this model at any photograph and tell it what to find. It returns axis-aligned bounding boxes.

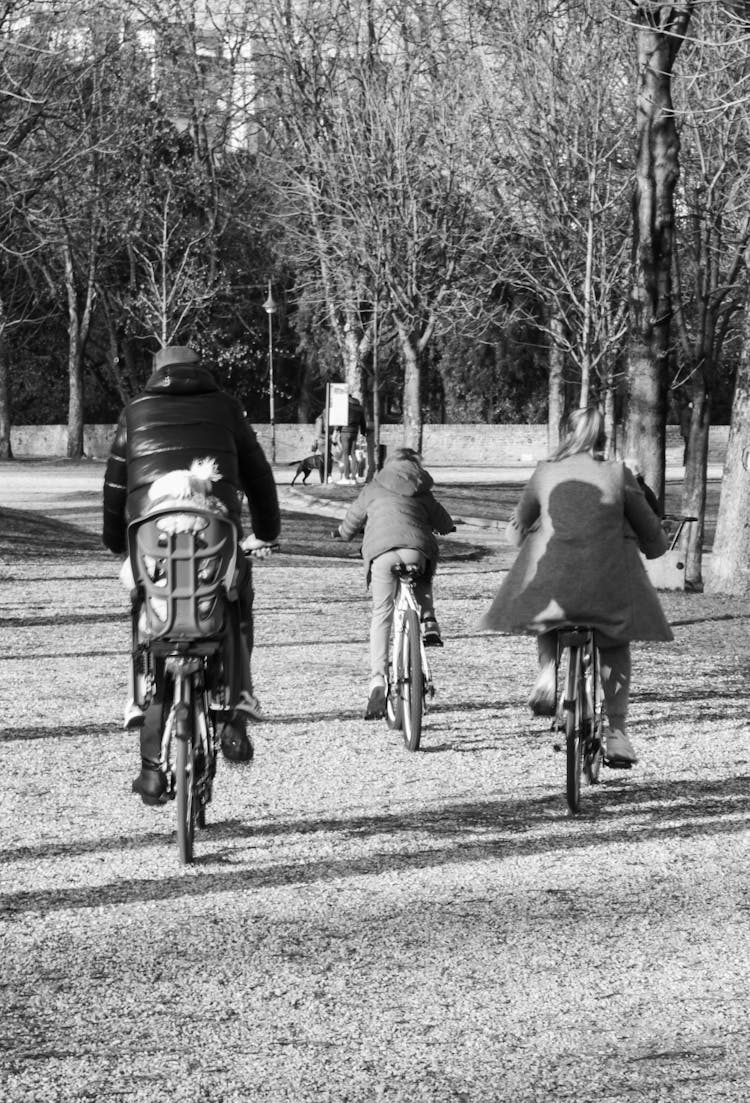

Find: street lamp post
[263,281,278,463]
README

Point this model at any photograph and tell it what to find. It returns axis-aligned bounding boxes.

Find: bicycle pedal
[603,757,633,771]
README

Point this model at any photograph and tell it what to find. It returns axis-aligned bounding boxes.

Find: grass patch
[0,507,102,559]
[1,505,491,565]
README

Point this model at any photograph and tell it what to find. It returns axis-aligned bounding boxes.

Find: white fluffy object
[148,457,222,505]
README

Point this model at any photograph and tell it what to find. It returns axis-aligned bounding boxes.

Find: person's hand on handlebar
[241,534,278,559]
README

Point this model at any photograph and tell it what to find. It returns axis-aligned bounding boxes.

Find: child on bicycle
[480,406,672,767]
[336,447,455,720]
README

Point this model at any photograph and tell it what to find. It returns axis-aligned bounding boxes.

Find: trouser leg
[598,643,631,730]
[140,656,165,764]
[235,553,255,698]
[369,548,426,683]
[341,432,354,478]
[527,630,557,715]
[413,576,435,621]
[537,630,557,670]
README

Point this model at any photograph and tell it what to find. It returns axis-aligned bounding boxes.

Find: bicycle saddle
[391,563,424,580]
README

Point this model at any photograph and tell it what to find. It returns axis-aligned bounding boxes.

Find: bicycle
[554,625,604,814]
[385,563,435,751]
[128,504,274,864]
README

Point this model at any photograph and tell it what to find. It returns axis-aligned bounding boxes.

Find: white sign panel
[328,383,349,426]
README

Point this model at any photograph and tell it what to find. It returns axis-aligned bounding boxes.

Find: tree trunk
[680,380,709,590]
[603,368,617,458]
[67,336,84,459]
[0,326,12,461]
[397,321,422,451]
[547,311,564,453]
[707,308,750,595]
[64,246,85,459]
[625,334,667,505]
[624,4,694,511]
[343,306,364,400]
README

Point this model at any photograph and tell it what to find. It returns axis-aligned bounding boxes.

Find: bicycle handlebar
[242,541,280,559]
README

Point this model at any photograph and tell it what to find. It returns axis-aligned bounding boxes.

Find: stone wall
[8,422,730,467]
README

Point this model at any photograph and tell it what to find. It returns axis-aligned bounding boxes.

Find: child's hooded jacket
[338,452,454,581]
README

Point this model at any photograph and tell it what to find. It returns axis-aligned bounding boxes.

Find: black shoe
[422,617,444,648]
[364,685,387,720]
[219,719,255,763]
[132,758,168,805]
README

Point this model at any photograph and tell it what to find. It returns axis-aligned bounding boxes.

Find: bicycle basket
[127,505,238,641]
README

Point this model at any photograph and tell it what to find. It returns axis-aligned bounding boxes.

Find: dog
[290,450,330,485]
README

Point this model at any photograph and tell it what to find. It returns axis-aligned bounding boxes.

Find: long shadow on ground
[2,774,748,917]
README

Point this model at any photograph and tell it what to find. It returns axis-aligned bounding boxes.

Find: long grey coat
[480,454,673,644]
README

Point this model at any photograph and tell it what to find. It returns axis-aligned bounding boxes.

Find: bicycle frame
[161,653,216,803]
[556,626,603,813]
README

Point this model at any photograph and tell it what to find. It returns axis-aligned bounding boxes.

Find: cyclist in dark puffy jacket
[103,344,280,804]
[337,447,454,719]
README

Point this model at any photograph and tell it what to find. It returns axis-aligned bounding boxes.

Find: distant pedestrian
[337,394,368,484]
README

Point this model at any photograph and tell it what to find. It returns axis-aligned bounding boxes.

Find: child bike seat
[128,505,238,641]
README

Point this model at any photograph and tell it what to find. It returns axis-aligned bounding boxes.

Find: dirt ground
[2,461,750,1103]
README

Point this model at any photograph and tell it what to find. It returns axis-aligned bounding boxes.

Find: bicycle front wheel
[401,608,423,752]
[565,646,584,814]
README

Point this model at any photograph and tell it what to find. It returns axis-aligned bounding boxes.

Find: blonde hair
[389,447,423,466]
[549,407,605,462]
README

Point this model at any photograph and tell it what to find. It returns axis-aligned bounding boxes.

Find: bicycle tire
[583,644,603,785]
[401,608,423,752]
[386,617,403,731]
[565,646,584,814]
[175,691,196,865]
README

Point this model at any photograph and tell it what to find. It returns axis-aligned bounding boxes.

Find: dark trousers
[340,430,357,478]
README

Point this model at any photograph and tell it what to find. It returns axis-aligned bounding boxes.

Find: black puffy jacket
[102,364,280,554]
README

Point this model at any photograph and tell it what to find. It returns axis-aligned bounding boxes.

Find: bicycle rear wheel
[564,646,584,814]
[386,617,403,731]
[583,644,603,785]
[174,689,196,864]
[401,608,423,752]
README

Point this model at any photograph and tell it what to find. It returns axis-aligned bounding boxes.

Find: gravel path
[2,463,750,1102]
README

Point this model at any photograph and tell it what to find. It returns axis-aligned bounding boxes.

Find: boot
[132,757,168,805]
[218,718,255,763]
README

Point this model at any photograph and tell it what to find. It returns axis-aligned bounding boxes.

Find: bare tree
[485,0,633,450]
[102,1,259,356]
[0,0,70,456]
[670,6,750,589]
[262,0,513,448]
[624,0,695,508]
[709,294,750,594]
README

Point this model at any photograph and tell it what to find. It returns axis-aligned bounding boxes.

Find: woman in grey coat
[480,407,673,766]
[337,448,455,719]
